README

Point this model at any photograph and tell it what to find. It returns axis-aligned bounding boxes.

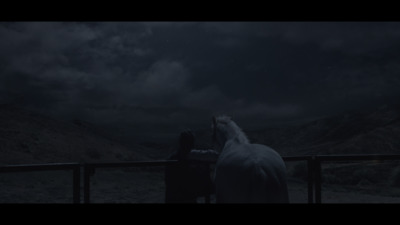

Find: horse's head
[212,115,234,152]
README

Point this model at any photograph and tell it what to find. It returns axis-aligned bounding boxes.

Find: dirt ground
[2,169,400,204]
[288,180,400,203]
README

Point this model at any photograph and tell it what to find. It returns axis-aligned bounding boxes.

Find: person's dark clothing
[165,152,215,203]
[165,153,197,203]
[165,130,216,203]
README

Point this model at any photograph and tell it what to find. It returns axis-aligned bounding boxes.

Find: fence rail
[310,154,400,203]
[1,154,400,203]
[0,163,81,203]
[82,160,177,203]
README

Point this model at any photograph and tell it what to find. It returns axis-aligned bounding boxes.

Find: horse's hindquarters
[215,164,288,203]
[215,144,289,203]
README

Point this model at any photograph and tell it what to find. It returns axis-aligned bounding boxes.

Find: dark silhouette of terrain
[244,104,400,156]
[2,103,400,165]
[0,104,150,165]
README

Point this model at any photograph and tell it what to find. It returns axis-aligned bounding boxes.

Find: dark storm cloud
[1,22,400,130]
[203,22,400,53]
[206,22,400,112]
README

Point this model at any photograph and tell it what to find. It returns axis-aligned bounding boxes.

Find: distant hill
[0,105,152,165]
[246,104,400,156]
[3,103,399,166]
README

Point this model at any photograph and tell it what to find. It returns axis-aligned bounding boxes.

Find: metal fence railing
[0,163,81,203]
[310,154,400,203]
[1,154,400,203]
[82,160,177,203]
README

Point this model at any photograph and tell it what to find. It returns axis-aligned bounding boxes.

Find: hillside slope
[0,105,151,165]
[247,104,400,156]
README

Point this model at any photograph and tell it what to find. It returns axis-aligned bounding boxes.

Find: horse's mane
[214,115,249,144]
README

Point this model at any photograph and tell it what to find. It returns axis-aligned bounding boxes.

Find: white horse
[212,115,289,203]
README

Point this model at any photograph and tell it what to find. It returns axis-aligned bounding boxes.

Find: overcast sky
[1,22,400,134]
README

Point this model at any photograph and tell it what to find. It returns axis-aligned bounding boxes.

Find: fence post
[72,165,81,204]
[315,157,322,204]
[83,165,92,204]
[307,157,314,204]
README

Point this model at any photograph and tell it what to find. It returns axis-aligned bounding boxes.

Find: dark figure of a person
[164,130,218,203]
[165,131,197,203]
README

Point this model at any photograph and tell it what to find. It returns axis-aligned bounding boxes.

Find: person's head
[179,130,195,157]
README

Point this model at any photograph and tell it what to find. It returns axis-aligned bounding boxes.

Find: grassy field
[2,164,400,203]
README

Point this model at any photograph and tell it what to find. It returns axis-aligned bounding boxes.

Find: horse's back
[215,143,289,203]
